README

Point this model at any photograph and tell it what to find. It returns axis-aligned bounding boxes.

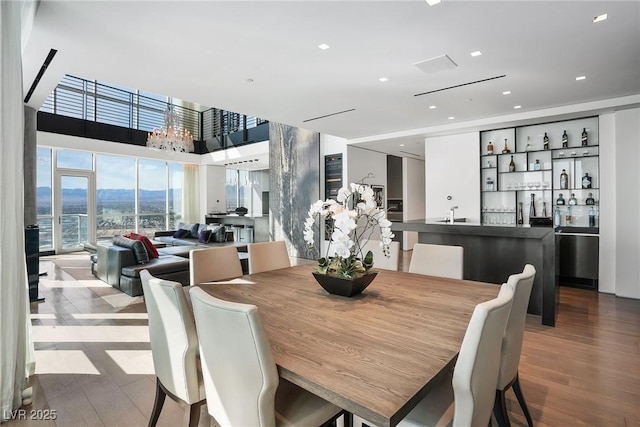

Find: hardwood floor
[5,251,639,426]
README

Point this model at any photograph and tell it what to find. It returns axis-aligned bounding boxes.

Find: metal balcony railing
[40,75,268,150]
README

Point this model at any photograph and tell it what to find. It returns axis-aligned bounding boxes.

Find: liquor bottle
[565,205,572,225]
[517,202,524,225]
[525,136,532,152]
[502,139,511,154]
[543,201,548,217]
[554,206,561,227]
[586,192,595,205]
[543,132,549,150]
[569,193,577,206]
[529,193,536,219]
[562,130,568,148]
[485,176,494,191]
[560,169,569,189]
[589,206,596,227]
[509,155,516,172]
[487,141,494,155]
[582,172,592,189]
[581,128,588,146]
[534,159,541,170]
[556,193,566,205]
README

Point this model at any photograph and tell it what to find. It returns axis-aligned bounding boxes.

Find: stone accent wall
[268,122,320,259]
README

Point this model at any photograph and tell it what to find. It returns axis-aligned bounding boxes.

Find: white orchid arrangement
[304,183,394,278]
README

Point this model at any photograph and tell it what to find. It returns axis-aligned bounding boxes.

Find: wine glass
[534,182,541,190]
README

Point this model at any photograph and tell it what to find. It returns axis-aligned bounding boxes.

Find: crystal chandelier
[147,107,194,153]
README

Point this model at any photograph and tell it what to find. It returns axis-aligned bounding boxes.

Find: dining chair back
[189,246,243,285]
[248,240,291,274]
[189,287,343,427]
[396,283,514,427]
[452,283,514,427]
[362,240,400,271]
[409,243,464,279]
[140,270,204,427]
[494,264,536,427]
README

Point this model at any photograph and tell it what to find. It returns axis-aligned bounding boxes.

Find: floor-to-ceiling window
[36,147,185,251]
[138,159,167,236]
[96,154,136,238]
[36,147,53,251]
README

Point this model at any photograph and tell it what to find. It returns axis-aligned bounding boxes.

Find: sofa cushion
[121,255,189,278]
[113,236,149,264]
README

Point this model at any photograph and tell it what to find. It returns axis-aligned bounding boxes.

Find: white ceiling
[22,0,640,163]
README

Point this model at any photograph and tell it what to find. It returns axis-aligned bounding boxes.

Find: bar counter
[391,220,556,326]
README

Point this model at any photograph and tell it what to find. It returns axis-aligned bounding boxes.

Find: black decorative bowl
[312,271,377,297]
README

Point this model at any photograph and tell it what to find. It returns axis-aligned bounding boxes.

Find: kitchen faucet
[448,206,458,224]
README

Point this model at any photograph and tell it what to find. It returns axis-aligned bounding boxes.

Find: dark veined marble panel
[269,122,320,259]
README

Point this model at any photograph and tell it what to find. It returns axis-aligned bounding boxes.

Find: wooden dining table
[194,264,498,427]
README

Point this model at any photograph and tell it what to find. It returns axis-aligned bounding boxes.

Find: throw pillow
[198,229,212,243]
[126,232,160,259]
[178,223,200,238]
[207,225,226,243]
[173,229,189,238]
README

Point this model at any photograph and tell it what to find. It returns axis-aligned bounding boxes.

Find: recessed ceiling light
[502,91,511,95]
[593,13,607,23]
[318,43,330,50]
[576,75,586,81]
[470,51,482,57]
[425,0,441,5]
[514,105,522,109]
[400,144,405,147]
[379,77,388,82]
[448,116,455,120]
[429,105,437,109]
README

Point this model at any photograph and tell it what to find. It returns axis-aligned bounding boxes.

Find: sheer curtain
[0,0,35,421]
[182,164,200,224]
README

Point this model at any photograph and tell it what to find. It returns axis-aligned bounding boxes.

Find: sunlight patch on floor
[105,350,155,375]
[32,326,149,342]
[71,313,148,320]
[101,293,144,308]
[41,279,110,288]
[31,314,57,320]
[35,350,100,375]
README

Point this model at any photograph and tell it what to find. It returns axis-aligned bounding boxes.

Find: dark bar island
[392,220,556,326]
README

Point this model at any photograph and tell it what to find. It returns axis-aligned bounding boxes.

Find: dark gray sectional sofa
[91,225,247,296]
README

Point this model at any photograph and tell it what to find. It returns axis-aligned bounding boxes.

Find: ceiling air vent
[303,108,355,123]
[414,75,506,97]
[413,54,458,75]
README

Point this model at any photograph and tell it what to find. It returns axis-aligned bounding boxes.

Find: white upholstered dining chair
[248,240,291,274]
[189,287,344,427]
[362,240,400,271]
[493,264,536,427]
[356,283,514,427]
[189,246,243,286]
[408,243,464,279]
[140,270,205,427]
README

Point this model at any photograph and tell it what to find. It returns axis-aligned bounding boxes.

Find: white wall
[403,157,425,250]
[199,164,226,219]
[346,145,387,191]
[613,108,640,299]
[598,113,616,294]
[425,132,480,223]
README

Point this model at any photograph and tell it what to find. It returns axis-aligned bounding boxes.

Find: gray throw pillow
[178,223,200,238]
[207,225,226,243]
[113,236,150,264]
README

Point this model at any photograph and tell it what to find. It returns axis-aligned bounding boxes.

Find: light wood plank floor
[4,252,639,426]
